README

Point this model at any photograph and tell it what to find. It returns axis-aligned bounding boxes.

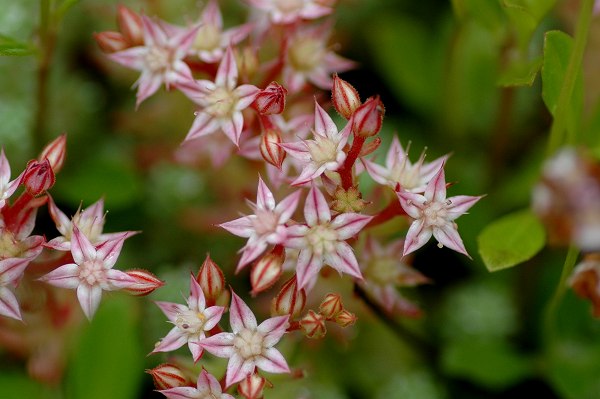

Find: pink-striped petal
[0,287,21,320]
[188,335,205,362]
[203,305,226,330]
[237,239,268,271]
[155,301,188,323]
[225,354,255,387]
[314,101,337,138]
[185,112,219,142]
[221,113,243,146]
[47,195,71,236]
[256,175,275,210]
[135,71,162,107]
[274,190,301,222]
[304,186,331,226]
[446,195,483,220]
[160,386,199,399]
[202,0,222,27]
[279,141,311,162]
[219,216,255,237]
[362,158,391,186]
[71,226,96,265]
[255,347,290,374]
[295,249,322,290]
[189,275,206,311]
[433,224,469,257]
[396,191,426,219]
[77,283,103,320]
[257,315,289,346]
[234,85,260,110]
[331,213,373,240]
[325,242,363,280]
[230,291,257,332]
[403,219,432,257]
[96,234,127,269]
[282,225,308,249]
[424,165,446,203]
[152,327,188,354]
[216,47,237,90]
[199,332,235,357]
[38,263,80,289]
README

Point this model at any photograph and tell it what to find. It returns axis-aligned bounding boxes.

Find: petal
[0,148,10,185]
[234,85,260,110]
[155,301,188,323]
[387,136,405,168]
[219,216,255,238]
[225,354,255,387]
[216,46,238,89]
[255,347,290,374]
[230,291,257,332]
[141,15,168,46]
[203,305,226,331]
[135,71,163,107]
[446,195,483,220]
[274,190,301,223]
[184,112,219,142]
[290,163,324,187]
[433,224,469,257]
[71,226,96,265]
[278,141,311,162]
[189,275,206,311]
[325,241,363,280]
[304,186,331,226]
[152,327,188,354]
[282,225,309,249]
[47,195,71,236]
[202,0,222,27]
[256,176,275,210]
[77,284,103,320]
[108,46,147,71]
[160,387,199,399]
[362,158,392,186]
[237,239,268,271]
[314,101,337,139]
[198,368,223,393]
[96,234,127,269]
[0,286,21,320]
[424,165,446,203]
[396,191,426,220]
[199,332,235,357]
[105,269,137,290]
[189,335,205,362]
[331,213,373,240]
[403,219,433,257]
[257,315,289,347]
[38,263,80,289]
[296,249,323,290]
[221,113,243,146]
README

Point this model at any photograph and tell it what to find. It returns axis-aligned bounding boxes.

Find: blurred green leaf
[0,372,61,399]
[547,340,600,399]
[501,0,556,52]
[0,34,35,56]
[497,57,542,87]
[56,0,81,20]
[478,209,546,271]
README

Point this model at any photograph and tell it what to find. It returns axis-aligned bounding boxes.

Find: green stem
[546,0,594,156]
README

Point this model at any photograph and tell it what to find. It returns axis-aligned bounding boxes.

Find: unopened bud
[22,159,55,196]
[331,186,368,213]
[238,372,271,399]
[39,134,67,174]
[254,82,287,115]
[251,246,284,296]
[146,363,191,390]
[122,269,164,296]
[332,74,361,119]
[351,96,384,138]
[197,254,225,303]
[569,254,600,317]
[93,31,128,53]
[117,5,144,46]
[260,126,286,169]
[300,310,327,339]
[334,309,357,327]
[271,275,306,319]
[319,293,344,319]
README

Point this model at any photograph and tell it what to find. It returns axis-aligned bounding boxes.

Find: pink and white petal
[98,230,139,242]
[362,158,392,186]
[420,155,449,181]
[177,79,214,103]
[323,52,356,73]
[225,354,255,388]
[256,176,276,210]
[304,186,331,226]
[199,332,235,357]
[189,336,205,362]
[0,287,21,320]
[203,305,226,331]
[216,47,238,90]
[152,327,188,354]
[255,347,290,374]
[278,141,311,162]
[237,239,268,271]
[202,0,222,27]
[47,195,72,236]
[284,70,307,94]
[433,224,469,257]
[403,220,433,257]
[307,69,334,91]
[108,46,147,71]
[189,276,206,311]
[331,213,373,240]
[396,191,426,219]
[230,291,258,332]
[105,269,137,290]
[221,114,243,146]
[446,195,483,220]
[77,283,103,320]
[0,149,10,183]
[44,236,70,251]
[282,225,308,249]
[424,165,447,203]
[295,249,323,289]
[274,190,302,222]
[300,3,333,19]
[81,197,104,221]
[141,16,168,46]
[314,101,337,138]
[0,258,30,282]
[174,25,202,57]
[160,386,199,399]
[184,112,219,142]
[257,315,289,346]
[38,263,80,289]
[198,369,222,394]
[222,23,253,46]
[135,71,163,107]
[219,216,255,237]
[155,301,188,322]
[234,85,260,110]
[325,241,363,280]
[96,234,127,268]
[387,136,405,168]
[290,163,323,187]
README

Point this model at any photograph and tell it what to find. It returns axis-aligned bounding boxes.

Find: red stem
[338,136,365,189]
[365,199,406,229]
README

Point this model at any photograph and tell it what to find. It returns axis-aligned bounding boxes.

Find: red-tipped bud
[117,5,144,46]
[319,293,344,320]
[569,254,600,317]
[197,254,226,303]
[251,246,284,296]
[93,31,128,53]
[122,269,164,296]
[359,137,382,157]
[271,275,306,319]
[332,74,361,119]
[351,96,384,138]
[238,372,271,399]
[39,134,67,174]
[300,310,327,339]
[22,159,55,196]
[146,363,191,390]
[334,309,357,327]
[259,126,286,169]
[254,82,287,115]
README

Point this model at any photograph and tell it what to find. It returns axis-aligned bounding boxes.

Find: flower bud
[197,254,225,303]
[569,253,600,317]
[22,159,55,196]
[331,186,368,213]
[271,275,306,319]
[332,74,361,119]
[259,126,286,169]
[318,293,344,319]
[117,5,144,46]
[146,363,191,390]
[39,134,67,174]
[351,96,384,138]
[254,82,287,115]
[251,246,284,296]
[93,31,128,53]
[300,310,327,339]
[238,372,271,399]
[122,269,164,296]
[334,309,357,327]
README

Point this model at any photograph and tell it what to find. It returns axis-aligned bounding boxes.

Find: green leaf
[501,0,557,52]
[66,295,143,399]
[0,372,61,399]
[497,57,542,87]
[478,209,546,271]
[0,34,35,56]
[56,0,81,20]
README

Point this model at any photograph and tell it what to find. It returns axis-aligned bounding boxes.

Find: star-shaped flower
[160,369,234,399]
[245,0,332,24]
[0,149,22,209]
[152,275,225,362]
[220,176,301,271]
[200,291,290,388]
[396,165,482,257]
[283,186,373,289]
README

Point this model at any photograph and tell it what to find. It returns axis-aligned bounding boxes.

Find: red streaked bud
[271,275,306,319]
[259,126,286,169]
[22,159,55,196]
[332,74,361,119]
[93,31,128,53]
[251,246,284,296]
[39,134,67,174]
[351,95,384,138]
[300,310,327,339]
[359,137,382,157]
[569,254,600,317]
[334,309,357,327]
[122,269,164,296]
[254,82,287,115]
[238,372,271,399]
[197,254,226,303]
[146,363,191,390]
[319,293,344,320]
[117,5,144,46]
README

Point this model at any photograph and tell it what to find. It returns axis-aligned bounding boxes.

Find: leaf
[478,209,546,271]
[501,0,557,52]
[0,372,61,399]
[497,57,542,87]
[56,0,81,20]
[0,34,35,56]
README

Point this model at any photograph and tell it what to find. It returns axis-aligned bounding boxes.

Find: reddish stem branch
[365,198,406,229]
[338,135,365,189]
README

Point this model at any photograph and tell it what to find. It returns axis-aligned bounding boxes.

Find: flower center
[390,162,420,190]
[0,230,20,260]
[79,260,106,286]
[233,328,265,359]
[206,87,237,118]
[252,209,280,236]
[306,224,337,256]
[423,201,448,227]
[307,137,339,165]
[288,38,324,72]
[274,0,304,13]
[175,308,207,333]
[365,257,399,286]
[145,46,172,74]
[193,24,221,52]
[71,213,103,244]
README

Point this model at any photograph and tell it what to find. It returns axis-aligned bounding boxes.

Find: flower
[160,368,235,399]
[283,185,372,289]
[219,176,301,271]
[246,0,332,25]
[200,291,290,387]
[0,149,22,209]
[396,165,482,257]
[180,47,260,146]
[38,227,136,320]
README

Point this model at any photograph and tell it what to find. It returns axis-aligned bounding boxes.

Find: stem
[338,136,365,189]
[365,198,406,229]
[546,0,594,156]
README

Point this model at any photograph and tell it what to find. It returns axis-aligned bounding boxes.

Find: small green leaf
[0,34,35,56]
[478,209,546,271]
[501,0,557,52]
[497,57,542,87]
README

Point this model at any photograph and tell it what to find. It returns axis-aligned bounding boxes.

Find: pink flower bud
[39,134,66,174]
[351,96,384,138]
[238,372,271,399]
[93,31,128,53]
[146,363,192,390]
[251,246,284,296]
[318,293,344,319]
[334,309,357,327]
[253,82,287,115]
[197,254,225,303]
[259,126,287,169]
[22,159,55,196]
[300,310,327,339]
[122,269,164,296]
[332,74,361,119]
[117,5,144,46]
[271,275,306,319]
